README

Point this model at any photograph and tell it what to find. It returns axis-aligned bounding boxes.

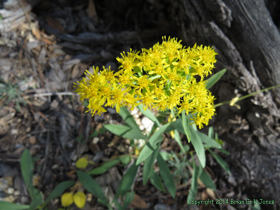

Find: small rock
[11,129,18,135]
[6,187,14,194]
[154,204,171,210]
[29,136,37,144]
[14,190,20,196]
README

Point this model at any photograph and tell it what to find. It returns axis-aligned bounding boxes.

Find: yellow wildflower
[74,36,217,128]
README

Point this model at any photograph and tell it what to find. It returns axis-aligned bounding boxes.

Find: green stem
[214,84,280,108]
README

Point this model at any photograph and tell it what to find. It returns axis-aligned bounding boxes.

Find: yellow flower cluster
[74,37,217,128]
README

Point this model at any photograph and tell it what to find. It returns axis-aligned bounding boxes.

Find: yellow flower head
[74,37,217,128]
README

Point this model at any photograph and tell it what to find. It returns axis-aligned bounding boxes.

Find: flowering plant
[69,37,227,208]
[74,37,218,129]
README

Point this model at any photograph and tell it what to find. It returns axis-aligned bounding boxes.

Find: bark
[166,0,280,207]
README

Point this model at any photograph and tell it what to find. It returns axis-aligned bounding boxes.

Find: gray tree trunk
[168,0,280,208]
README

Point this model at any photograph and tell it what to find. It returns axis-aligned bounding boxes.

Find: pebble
[29,136,37,144]
[6,187,14,194]
[14,191,20,196]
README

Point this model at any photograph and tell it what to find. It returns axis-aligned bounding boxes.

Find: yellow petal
[73,191,86,209]
[61,192,73,207]
[76,157,88,169]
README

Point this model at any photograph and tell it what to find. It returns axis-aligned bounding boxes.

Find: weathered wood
[166,0,280,207]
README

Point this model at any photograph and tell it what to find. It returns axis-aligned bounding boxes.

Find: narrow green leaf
[104,124,131,136]
[208,149,231,174]
[0,201,30,210]
[87,159,121,175]
[104,124,146,139]
[148,74,161,81]
[187,163,199,203]
[44,181,75,205]
[115,162,139,197]
[218,148,230,155]
[165,118,184,134]
[208,127,214,139]
[148,123,170,148]
[150,170,165,192]
[77,171,109,206]
[189,127,206,168]
[183,145,190,153]
[196,132,221,149]
[157,153,176,198]
[199,169,216,190]
[29,192,44,210]
[136,135,164,165]
[113,200,122,210]
[206,69,227,89]
[143,144,160,185]
[136,123,169,165]
[122,192,135,209]
[120,155,131,165]
[174,130,185,153]
[119,107,139,130]
[159,151,171,161]
[113,198,124,210]
[20,149,36,199]
[121,128,147,139]
[137,104,161,127]
[182,110,191,143]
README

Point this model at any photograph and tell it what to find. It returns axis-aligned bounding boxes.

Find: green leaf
[137,104,161,127]
[115,161,139,197]
[199,169,216,190]
[0,201,30,210]
[113,200,123,210]
[87,158,121,175]
[44,181,75,205]
[165,118,184,134]
[187,163,200,203]
[208,127,214,139]
[104,124,146,139]
[20,149,37,199]
[136,123,170,165]
[104,124,130,135]
[122,128,147,139]
[196,132,221,149]
[147,123,170,148]
[218,148,230,155]
[189,126,206,168]
[182,145,190,153]
[77,171,109,207]
[157,153,176,198]
[122,192,135,209]
[150,171,165,192]
[136,136,163,165]
[120,155,131,165]
[133,66,142,73]
[208,149,231,174]
[119,107,139,130]
[88,155,131,175]
[182,110,191,143]
[29,192,44,210]
[148,74,161,81]
[143,144,160,185]
[174,130,185,153]
[206,69,227,89]
[159,151,171,161]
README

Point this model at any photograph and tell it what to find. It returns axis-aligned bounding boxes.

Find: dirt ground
[0,0,277,209]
